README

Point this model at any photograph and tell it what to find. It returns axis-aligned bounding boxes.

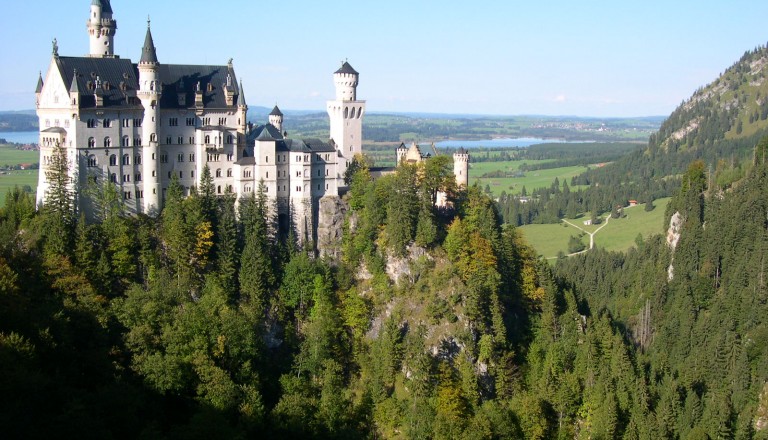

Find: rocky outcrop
[316,195,347,261]
[386,244,431,285]
[666,211,683,281]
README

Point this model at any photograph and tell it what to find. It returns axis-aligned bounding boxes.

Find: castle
[35,0,469,243]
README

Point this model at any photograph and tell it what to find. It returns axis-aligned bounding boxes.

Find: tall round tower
[87,0,117,58]
[453,147,469,188]
[137,21,161,215]
[327,61,365,187]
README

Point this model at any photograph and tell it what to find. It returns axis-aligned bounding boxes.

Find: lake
[434,137,592,149]
[0,131,38,145]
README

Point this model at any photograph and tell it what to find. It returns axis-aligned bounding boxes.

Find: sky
[2,0,768,117]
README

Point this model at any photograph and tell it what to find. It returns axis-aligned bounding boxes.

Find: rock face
[316,195,347,260]
[756,382,768,433]
[666,211,683,281]
[386,244,430,285]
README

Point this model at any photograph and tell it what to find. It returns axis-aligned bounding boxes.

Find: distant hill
[0,111,37,132]
[577,43,768,190]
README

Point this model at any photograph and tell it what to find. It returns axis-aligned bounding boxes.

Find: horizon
[2,1,768,117]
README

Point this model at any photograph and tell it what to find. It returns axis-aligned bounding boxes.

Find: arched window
[104,137,111,148]
[217,185,221,194]
[150,133,156,142]
[88,137,95,148]
[226,168,232,177]
[344,107,349,118]
[205,135,210,144]
[122,136,129,147]
[109,154,117,166]
[215,169,222,178]
[110,173,117,183]
[87,155,97,167]
[227,135,233,144]
[122,154,130,165]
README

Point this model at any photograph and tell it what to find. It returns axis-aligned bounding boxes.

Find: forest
[3,127,768,438]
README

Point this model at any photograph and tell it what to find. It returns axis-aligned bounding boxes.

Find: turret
[69,70,80,108]
[327,60,365,187]
[35,72,43,108]
[396,143,407,165]
[334,61,359,101]
[137,20,161,215]
[269,105,283,132]
[87,0,117,58]
[453,147,470,188]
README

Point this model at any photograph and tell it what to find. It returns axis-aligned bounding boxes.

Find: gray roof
[35,72,43,94]
[69,70,80,93]
[335,61,358,75]
[53,56,239,110]
[42,127,67,134]
[55,56,140,108]
[456,147,468,155]
[92,0,113,13]
[140,26,158,64]
[239,80,247,107]
[157,64,240,109]
[269,105,283,116]
[235,157,256,166]
[249,124,284,143]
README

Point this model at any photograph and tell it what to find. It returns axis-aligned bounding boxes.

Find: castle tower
[327,61,365,186]
[453,147,470,188]
[269,105,283,133]
[396,143,407,165]
[87,0,117,58]
[137,20,161,215]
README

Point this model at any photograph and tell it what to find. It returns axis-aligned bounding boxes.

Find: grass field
[469,160,589,197]
[518,198,671,258]
[594,198,671,252]
[0,145,38,168]
[0,170,38,205]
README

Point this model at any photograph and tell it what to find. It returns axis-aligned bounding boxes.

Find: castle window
[168,171,172,178]
[169,118,178,127]
[110,173,117,183]
[189,137,194,144]
[227,135,233,144]
[189,153,195,162]
[325,169,329,176]
[87,119,96,128]
[134,118,142,127]
[317,184,321,191]
[136,190,143,198]
[227,168,232,177]
[87,155,97,167]
[317,169,321,177]
[122,136,129,147]
[122,154,130,165]
[203,117,211,126]
[177,154,184,162]
[122,119,130,128]
[186,118,195,126]
[150,134,156,142]
[161,154,168,163]
[205,135,210,144]
[265,156,268,163]
[123,174,130,182]
[215,169,221,178]
[135,155,141,165]
[103,119,111,128]
[177,137,182,145]
[266,172,269,178]
[104,137,112,148]
[217,185,221,194]
[191,171,194,178]
[134,138,142,147]
[136,173,142,182]
[227,153,233,161]
[344,108,348,119]
[152,171,156,177]
[124,192,131,200]
[88,137,95,148]
[326,183,329,190]
[109,154,117,166]
[166,136,172,145]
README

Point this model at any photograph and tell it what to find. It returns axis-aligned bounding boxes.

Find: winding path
[547,215,612,259]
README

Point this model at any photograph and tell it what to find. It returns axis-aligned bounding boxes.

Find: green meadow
[469,159,589,197]
[0,170,38,205]
[518,197,671,258]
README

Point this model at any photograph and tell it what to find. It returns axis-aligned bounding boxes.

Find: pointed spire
[140,18,158,64]
[270,105,283,117]
[69,70,80,94]
[335,60,358,75]
[239,80,247,107]
[35,72,44,94]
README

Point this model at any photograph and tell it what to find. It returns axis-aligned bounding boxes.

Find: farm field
[469,160,589,197]
[0,170,37,205]
[0,146,38,168]
[518,197,671,258]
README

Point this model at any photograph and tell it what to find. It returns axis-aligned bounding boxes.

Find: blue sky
[2,0,768,117]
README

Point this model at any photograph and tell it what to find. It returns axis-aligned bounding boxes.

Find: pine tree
[42,141,75,256]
